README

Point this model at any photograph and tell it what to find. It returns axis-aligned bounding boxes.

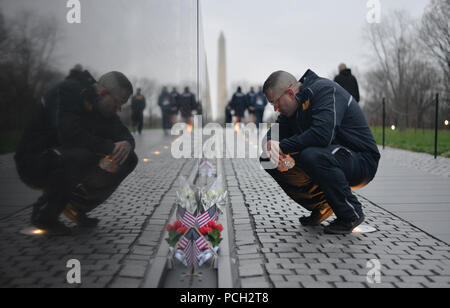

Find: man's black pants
[262,145,377,221]
[16,147,138,223]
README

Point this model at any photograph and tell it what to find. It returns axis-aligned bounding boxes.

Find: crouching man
[261,70,380,234]
[14,70,138,235]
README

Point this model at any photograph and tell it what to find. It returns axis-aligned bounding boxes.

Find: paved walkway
[0,130,449,288]
[358,147,450,245]
[226,157,450,288]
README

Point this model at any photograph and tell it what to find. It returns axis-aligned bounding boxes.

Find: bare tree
[419,0,450,104]
[408,60,441,129]
[363,11,430,129]
[0,9,61,131]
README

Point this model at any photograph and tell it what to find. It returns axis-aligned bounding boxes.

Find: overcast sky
[202,0,431,118]
[1,0,431,120]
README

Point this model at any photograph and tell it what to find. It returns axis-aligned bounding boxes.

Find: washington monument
[217,32,227,122]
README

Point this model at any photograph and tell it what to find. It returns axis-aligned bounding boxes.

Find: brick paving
[226,157,450,288]
[380,146,450,178]
[1,130,449,288]
[0,132,190,288]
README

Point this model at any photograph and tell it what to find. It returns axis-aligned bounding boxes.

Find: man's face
[265,87,298,117]
[97,89,130,118]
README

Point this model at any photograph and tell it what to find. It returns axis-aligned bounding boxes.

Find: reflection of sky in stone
[2,0,198,86]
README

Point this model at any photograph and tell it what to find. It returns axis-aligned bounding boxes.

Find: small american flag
[177,228,209,266]
[197,204,218,228]
[177,204,196,227]
[177,204,217,228]
[183,235,195,267]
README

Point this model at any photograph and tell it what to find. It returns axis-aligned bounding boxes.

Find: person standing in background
[158,86,173,136]
[131,88,146,134]
[334,63,360,102]
[247,86,257,124]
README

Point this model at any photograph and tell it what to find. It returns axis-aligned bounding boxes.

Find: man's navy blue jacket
[270,69,380,173]
[253,91,268,112]
[230,91,248,117]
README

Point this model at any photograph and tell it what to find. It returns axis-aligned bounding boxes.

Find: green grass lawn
[371,126,450,158]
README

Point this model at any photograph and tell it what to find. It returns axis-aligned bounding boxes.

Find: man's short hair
[263,71,297,95]
[98,71,133,99]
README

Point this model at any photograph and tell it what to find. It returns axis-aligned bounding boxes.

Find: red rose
[205,227,213,234]
[166,224,173,232]
[217,224,223,232]
[199,227,208,235]
[173,220,182,229]
[176,226,188,234]
[208,221,217,229]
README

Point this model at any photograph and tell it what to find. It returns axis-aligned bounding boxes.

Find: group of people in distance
[129,85,201,136]
[157,86,200,135]
[226,86,268,126]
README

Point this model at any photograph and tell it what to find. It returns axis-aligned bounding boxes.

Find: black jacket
[246,91,256,112]
[269,69,379,171]
[230,91,248,117]
[253,91,268,112]
[15,72,135,161]
[157,91,172,113]
[334,69,360,102]
[176,91,197,118]
[131,94,146,116]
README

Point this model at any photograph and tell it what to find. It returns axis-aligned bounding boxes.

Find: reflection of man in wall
[14,71,137,235]
[131,88,146,134]
[65,64,84,81]
[158,86,173,136]
[176,86,197,125]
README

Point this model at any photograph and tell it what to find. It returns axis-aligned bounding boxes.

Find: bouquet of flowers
[168,166,228,268]
[176,176,197,214]
[200,178,228,214]
[167,219,224,268]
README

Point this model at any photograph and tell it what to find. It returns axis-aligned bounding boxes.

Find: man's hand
[112,141,131,165]
[266,140,290,172]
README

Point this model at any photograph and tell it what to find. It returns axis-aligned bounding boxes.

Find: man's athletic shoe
[62,203,99,228]
[323,214,365,235]
[299,203,334,226]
